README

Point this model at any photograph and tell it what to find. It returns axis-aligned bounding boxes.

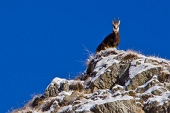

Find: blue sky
[0,0,170,112]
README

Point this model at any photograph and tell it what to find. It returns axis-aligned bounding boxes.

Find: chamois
[96,19,120,53]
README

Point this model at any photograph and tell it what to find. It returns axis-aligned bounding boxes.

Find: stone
[59,91,79,106]
[63,81,69,92]
[69,82,84,92]
[44,83,59,97]
[91,100,145,113]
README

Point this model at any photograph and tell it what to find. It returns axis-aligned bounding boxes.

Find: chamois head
[112,19,120,33]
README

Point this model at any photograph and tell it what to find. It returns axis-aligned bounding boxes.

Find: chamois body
[96,20,120,53]
[96,32,120,53]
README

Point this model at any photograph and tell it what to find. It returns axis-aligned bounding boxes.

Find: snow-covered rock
[12,49,170,113]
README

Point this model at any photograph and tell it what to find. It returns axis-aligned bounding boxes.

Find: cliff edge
[12,49,170,113]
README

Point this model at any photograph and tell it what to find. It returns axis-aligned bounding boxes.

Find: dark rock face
[12,49,170,113]
[31,95,45,108]
[126,67,162,90]
[90,64,119,91]
[91,100,144,113]
[44,83,59,97]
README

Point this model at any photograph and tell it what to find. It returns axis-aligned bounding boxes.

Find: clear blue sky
[0,0,170,112]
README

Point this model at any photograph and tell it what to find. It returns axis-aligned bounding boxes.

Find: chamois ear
[112,20,114,25]
[118,20,120,25]
[112,20,116,25]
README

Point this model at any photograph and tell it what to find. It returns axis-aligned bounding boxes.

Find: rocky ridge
[12,49,170,113]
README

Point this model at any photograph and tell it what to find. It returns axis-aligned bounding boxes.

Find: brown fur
[96,20,120,53]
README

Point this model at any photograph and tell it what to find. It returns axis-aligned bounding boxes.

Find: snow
[56,91,73,102]
[129,64,146,79]
[146,92,170,105]
[51,77,67,85]
[98,48,117,53]
[112,84,124,89]
[144,85,163,94]
[125,80,131,86]
[57,105,73,113]
[32,111,41,113]
[76,92,133,112]
[129,58,161,79]
[51,77,84,86]
[59,91,73,96]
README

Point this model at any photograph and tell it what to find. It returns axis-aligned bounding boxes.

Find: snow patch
[76,92,133,112]
[51,77,67,85]
[129,60,161,79]
[146,92,170,105]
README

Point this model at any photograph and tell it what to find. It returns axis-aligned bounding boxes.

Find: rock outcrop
[12,49,170,113]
